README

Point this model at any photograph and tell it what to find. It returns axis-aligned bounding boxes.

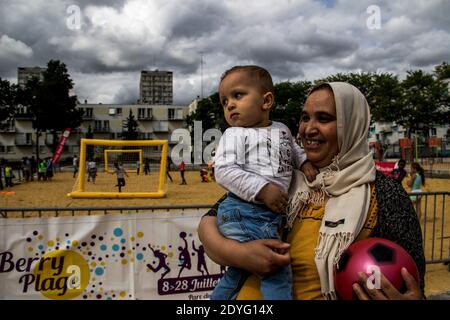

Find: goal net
[68,139,168,199]
[104,149,143,174]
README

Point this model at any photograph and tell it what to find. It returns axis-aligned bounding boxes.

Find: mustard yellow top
[237,182,378,300]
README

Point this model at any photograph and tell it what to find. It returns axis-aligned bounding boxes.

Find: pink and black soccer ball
[334,237,419,300]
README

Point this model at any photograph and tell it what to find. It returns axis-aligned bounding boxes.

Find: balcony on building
[45,135,55,146]
[168,116,184,121]
[138,114,153,120]
[0,120,15,132]
[138,108,153,121]
[15,134,33,146]
[15,112,34,120]
[82,114,94,120]
[81,107,94,120]
[93,126,111,133]
[168,108,184,121]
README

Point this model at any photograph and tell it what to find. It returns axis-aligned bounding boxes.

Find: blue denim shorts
[217,193,282,243]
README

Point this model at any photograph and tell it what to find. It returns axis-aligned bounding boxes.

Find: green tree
[399,70,450,136]
[122,109,139,140]
[25,60,82,160]
[0,78,17,127]
[434,61,450,80]
[317,72,405,123]
[370,73,403,123]
[0,78,17,191]
[317,72,374,100]
[186,93,227,132]
[271,81,312,135]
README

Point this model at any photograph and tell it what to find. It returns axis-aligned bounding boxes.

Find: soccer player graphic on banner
[192,240,209,276]
[147,245,171,279]
[177,231,192,277]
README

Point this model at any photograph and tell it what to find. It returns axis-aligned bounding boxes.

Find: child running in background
[87,159,97,184]
[210,65,318,300]
[110,162,128,192]
[73,155,79,178]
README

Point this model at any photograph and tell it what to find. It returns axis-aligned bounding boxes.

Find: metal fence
[415,158,450,178]
[415,192,449,266]
[1,193,449,267]
[0,204,212,218]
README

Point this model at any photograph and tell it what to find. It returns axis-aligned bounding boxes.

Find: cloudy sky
[0,0,449,105]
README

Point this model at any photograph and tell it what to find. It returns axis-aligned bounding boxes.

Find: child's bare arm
[407,173,415,187]
[300,160,319,182]
[255,183,288,214]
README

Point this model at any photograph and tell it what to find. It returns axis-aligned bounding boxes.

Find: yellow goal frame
[104,149,143,174]
[68,138,168,199]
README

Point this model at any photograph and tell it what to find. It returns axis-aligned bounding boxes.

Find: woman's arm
[197,215,291,276]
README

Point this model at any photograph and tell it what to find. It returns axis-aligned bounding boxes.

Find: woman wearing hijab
[198,82,425,300]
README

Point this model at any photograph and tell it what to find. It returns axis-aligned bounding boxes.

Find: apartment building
[369,121,450,158]
[0,103,188,162]
[139,70,173,105]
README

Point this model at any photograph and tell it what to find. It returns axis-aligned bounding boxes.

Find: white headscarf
[287,82,376,299]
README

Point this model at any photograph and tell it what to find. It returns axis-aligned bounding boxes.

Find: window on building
[18,105,28,114]
[168,108,175,120]
[154,121,168,132]
[2,119,15,131]
[117,108,122,115]
[431,128,437,136]
[177,109,183,119]
[83,108,93,118]
[6,146,14,153]
[0,146,5,153]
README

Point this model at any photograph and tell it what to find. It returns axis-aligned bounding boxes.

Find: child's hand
[256,183,288,214]
[300,160,319,182]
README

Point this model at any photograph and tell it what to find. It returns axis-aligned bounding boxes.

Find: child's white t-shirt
[214,121,306,203]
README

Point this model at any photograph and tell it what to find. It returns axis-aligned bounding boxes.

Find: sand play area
[1,170,449,298]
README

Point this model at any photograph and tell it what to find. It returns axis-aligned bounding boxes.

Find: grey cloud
[113,84,139,104]
[0,35,33,76]
[169,2,228,39]
[409,49,450,67]
[73,0,126,9]
[0,0,448,102]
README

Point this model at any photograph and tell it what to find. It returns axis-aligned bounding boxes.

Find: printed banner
[375,161,396,176]
[51,128,72,166]
[0,210,223,300]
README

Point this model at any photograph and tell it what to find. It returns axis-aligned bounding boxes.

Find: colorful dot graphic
[20,226,193,300]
